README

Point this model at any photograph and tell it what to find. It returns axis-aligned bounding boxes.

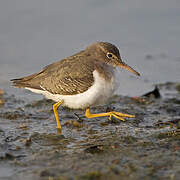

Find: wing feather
[11,55,95,95]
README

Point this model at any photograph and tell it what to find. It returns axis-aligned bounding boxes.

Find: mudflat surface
[0,82,180,180]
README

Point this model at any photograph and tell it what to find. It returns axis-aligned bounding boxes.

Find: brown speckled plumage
[11,42,139,95]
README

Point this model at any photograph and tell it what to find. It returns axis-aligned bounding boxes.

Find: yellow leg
[85,108,135,121]
[53,100,63,132]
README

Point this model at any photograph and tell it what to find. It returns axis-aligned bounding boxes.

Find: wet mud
[0,82,180,180]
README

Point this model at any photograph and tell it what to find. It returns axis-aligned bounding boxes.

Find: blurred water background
[0,0,180,98]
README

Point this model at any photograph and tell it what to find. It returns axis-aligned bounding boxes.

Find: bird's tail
[11,72,42,89]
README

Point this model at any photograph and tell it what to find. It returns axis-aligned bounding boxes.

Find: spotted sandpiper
[11,42,140,133]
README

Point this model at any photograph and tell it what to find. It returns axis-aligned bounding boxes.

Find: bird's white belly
[26,70,115,109]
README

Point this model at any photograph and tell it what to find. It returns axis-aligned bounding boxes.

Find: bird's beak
[117,61,140,76]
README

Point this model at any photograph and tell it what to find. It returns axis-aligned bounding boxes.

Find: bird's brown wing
[11,56,95,95]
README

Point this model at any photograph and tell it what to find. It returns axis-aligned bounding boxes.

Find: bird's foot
[57,128,62,135]
[108,111,135,121]
[85,108,135,122]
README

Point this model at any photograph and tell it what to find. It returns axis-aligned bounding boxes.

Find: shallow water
[0,0,180,97]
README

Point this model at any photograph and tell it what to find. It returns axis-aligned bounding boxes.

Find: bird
[11,42,140,133]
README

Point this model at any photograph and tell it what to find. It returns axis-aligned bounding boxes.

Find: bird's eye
[107,53,113,58]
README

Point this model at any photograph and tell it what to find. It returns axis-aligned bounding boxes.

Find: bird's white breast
[26,70,116,109]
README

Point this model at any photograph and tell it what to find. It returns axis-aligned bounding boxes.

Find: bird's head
[87,42,140,76]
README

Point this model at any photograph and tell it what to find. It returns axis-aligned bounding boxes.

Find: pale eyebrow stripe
[97,44,118,59]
